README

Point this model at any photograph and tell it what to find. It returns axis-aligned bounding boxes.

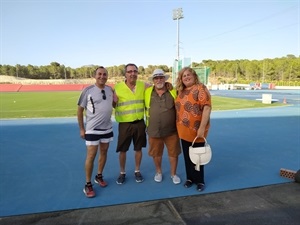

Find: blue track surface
[0,90,299,217]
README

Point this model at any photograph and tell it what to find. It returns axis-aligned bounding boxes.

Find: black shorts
[116,120,147,152]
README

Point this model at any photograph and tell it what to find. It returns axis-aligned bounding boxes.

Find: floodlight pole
[172,8,183,85]
[173,8,183,61]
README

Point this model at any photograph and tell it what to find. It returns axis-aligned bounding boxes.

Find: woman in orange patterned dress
[175,67,212,192]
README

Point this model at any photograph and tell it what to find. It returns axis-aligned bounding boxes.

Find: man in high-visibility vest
[144,69,181,184]
[114,63,150,184]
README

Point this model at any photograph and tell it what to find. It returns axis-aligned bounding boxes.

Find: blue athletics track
[0,89,299,217]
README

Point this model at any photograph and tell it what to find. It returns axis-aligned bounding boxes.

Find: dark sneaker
[135,171,144,183]
[116,173,126,184]
[184,180,193,188]
[94,174,107,187]
[83,184,95,198]
[196,183,205,192]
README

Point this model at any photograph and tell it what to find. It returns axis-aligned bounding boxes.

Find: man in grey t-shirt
[77,66,115,198]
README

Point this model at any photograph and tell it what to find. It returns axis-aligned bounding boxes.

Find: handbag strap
[191,137,207,147]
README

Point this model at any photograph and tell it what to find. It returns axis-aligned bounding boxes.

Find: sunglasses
[90,97,95,114]
[101,90,106,100]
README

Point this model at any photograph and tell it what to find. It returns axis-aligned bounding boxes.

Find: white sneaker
[171,175,181,184]
[154,173,162,182]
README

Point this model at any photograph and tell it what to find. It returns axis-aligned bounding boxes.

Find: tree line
[0,54,299,85]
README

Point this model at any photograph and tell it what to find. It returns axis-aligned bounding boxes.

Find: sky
[0,0,299,68]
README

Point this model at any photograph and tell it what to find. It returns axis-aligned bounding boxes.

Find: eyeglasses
[126,70,138,74]
[101,90,106,100]
[153,75,165,80]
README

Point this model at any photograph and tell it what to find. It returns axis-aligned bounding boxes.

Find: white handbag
[189,137,212,171]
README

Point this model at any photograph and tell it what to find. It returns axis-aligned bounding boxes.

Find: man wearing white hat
[144,69,182,184]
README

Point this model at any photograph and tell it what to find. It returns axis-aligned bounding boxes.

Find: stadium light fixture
[172,8,184,85]
[173,8,184,61]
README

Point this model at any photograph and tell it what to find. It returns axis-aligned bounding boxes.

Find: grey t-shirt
[78,84,113,133]
[147,90,177,138]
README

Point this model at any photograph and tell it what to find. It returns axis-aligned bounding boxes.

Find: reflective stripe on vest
[117,99,144,107]
[114,81,145,122]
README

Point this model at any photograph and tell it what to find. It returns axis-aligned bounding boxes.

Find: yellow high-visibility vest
[114,81,145,122]
[144,86,177,126]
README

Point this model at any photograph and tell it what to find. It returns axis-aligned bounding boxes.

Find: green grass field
[0,91,284,119]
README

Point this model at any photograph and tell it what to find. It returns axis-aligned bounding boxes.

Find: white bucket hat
[189,137,212,171]
[148,69,170,81]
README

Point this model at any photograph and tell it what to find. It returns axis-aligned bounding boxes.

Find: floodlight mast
[173,8,184,62]
[172,8,184,85]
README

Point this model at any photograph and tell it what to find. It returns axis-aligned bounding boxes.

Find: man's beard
[155,83,164,89]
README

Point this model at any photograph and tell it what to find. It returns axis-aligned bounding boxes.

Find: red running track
[0,83,114,92]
